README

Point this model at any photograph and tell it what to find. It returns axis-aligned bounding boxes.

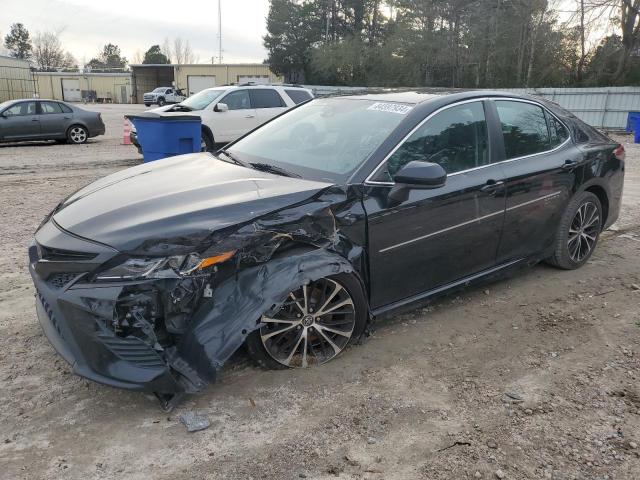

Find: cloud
[1,0,269,63]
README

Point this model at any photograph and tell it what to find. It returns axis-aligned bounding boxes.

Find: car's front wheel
[201,131,214,152]
[144,103,151,107]
[547,191,603,269]
[157,97,165,106]
[246,274,367,369]
[67,125,88,144]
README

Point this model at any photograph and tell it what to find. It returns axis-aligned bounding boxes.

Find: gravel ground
[0,104,639,480]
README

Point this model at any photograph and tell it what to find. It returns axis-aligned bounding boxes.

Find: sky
[1,0,271,64]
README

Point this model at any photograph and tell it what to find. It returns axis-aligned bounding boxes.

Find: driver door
[0,101,40,141]
[213,90,259,142]
[363,100,507,308]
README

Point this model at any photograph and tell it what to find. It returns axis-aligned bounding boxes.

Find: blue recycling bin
[126,113,202,162]
[626,111,640,144]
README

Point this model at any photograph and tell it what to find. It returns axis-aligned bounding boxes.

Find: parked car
[143,87,186,107]
[29,91,624,409]
[0,99,105,144]
[130,84,314,152]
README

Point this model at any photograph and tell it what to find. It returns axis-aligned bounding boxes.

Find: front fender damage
[106,185,367,406]
[178,250,356,383]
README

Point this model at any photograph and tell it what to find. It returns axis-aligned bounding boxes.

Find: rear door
[215,89,259,142]
[38,101,69,137]
[492,99,580,262]
[0,101,40,140]
[249,88,288,124]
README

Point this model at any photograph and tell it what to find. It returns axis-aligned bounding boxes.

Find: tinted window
[41,101,63,114]
[221,90,251,110]
[546,111,569,148]
[228,98,407,182]
[285,89,312,105]
[496,101,550,159]
[3,101,36,116]
[59,103,73,113]
[375,102,489,180]
[251,89,285,108]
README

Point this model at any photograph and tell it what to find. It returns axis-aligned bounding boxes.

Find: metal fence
[0,64,37,103]
[305,85,640,130]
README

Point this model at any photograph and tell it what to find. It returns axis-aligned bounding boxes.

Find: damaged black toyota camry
[30,91,625,409]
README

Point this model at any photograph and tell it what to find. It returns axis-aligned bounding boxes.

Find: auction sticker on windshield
[367,102,413,114]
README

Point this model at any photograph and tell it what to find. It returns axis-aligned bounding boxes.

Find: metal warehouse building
[35,72,133,103]
[0,55,36,102]
[130,63,283,103]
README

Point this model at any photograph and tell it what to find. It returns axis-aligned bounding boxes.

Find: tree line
[264,0,640,87]
[2,23,196,72]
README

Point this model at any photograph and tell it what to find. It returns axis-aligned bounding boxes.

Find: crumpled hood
[53,153,332,253]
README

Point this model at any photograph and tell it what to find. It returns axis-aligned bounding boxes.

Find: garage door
[238,75,270,85]
[187,76,216,96]
[61,78,81,102]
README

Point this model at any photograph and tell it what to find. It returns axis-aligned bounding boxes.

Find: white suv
[133,85,314,151]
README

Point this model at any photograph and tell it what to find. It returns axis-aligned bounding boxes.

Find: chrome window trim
[364,96,572,187]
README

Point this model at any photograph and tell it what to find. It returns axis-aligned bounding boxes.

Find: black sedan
[0,99,105,144]
[29,91,625,409]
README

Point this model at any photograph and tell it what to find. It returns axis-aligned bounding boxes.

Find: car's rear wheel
[246,274,367,369]
[67,125,88,144]
[546,191,602,269]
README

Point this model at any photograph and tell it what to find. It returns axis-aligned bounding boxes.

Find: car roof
[336,89,537,105]
[202,84,309,92]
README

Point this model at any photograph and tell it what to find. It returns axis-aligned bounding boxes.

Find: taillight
[613,144,625,161]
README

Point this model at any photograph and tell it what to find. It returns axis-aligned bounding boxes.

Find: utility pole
[218,0,223,64]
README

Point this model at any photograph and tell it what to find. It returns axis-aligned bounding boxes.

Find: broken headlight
[95,251,235,281]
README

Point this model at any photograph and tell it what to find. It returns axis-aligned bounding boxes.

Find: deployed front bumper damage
[30,185,366,408]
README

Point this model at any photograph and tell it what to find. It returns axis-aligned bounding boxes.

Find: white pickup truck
[143,87,186,107]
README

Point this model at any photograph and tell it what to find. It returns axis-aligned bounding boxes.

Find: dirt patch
[0,114,638,480]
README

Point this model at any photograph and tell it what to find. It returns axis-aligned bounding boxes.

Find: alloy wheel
[567,201,600,263]
[69,126,87,144]
[259,278,356,368]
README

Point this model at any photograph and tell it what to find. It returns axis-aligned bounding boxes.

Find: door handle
[480,180,505,193]
[561,159,579,171]
[31,119,39,122]
[244,114,255,118]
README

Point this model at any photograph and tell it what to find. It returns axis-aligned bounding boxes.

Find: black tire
[157,97,165,106]
[144,103,151,107]
[246,273,367,370]
[546,191,603,270]
[66,125,88,144]
[201,130,214,152]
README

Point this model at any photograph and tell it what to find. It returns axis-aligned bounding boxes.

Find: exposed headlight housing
[95,251,235,281]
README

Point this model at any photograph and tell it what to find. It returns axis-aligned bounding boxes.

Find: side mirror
[393,161,447,188]
[387,161,447,207]
[214,103,229,112]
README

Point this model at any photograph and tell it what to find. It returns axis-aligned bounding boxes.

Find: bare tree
[132,49,144,64]
[172,37,197,64]
[32,31,65,71]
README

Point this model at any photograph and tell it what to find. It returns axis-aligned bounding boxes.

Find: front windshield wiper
[249,162,301,178]
[217,150,250,168]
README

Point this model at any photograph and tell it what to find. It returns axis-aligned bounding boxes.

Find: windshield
[227,98,410,182]
[179,89,226,111]
[152,88,166,93]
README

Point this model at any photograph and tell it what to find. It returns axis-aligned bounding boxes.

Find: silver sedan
[0,99,105,144]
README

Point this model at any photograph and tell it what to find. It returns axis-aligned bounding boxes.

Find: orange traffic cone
[122,119,132,145]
